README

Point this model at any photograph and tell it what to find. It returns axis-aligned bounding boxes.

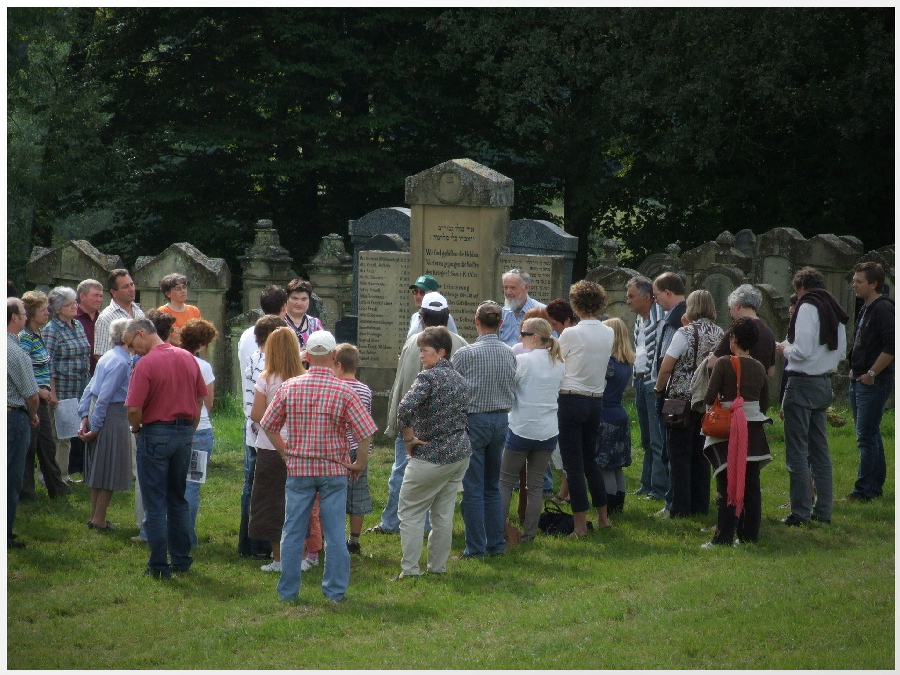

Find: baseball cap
[420,292,449,311]
[305,330,337,355]
[409,275,439,292]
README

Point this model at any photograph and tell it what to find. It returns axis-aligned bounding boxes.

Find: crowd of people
[6,261,893,602]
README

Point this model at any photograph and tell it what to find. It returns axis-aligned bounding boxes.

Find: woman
[394,327,472,579]
[708,284,776,379]
[145,309,177,345]
[18,291,71,500]
[42,286,91,483]
[180,318,218,549]
[285,278,324,348]
[702,317,772,546]
[249,326,305,572]
[512,308,551,355]
[77,318,133,530]
[498,318,565,541]
[546,298,578,337]
[157,273,201,347]
[557,281,614,536]
[596,318,634,513]
[655,289,724,518]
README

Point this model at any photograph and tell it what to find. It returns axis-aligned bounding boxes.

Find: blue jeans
[136,420,194,576]
[461,412,508,557]
[636,377,669,499]
[186,427,213,549]
[783,374,834,521]
[238,442,271,557]
[278,475,350,602]
[850,377,893,499]
[377,434,429,533]
[8,409,31,543]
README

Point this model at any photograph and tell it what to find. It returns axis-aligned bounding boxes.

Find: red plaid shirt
[260,366,377,477]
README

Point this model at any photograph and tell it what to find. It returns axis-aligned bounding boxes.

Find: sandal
[364,525,399,535]
[88,520,115,531]
[550,495,570,505]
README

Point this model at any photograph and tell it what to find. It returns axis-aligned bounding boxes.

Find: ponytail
[547,336,564,364]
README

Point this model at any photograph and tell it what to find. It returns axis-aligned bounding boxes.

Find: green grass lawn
[8,395,894,669]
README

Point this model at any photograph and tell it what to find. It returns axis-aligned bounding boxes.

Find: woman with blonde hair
[655,289,724,518]
[499,317,566,541]
[596,318,635,513]
[249,326,305,572]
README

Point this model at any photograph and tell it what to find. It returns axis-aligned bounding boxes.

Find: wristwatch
[867,370,876,378]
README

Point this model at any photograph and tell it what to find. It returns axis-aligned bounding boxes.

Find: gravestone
[307,233,353,328]
[133,242,231,393]
[26,240,123,299]
[354,158,571,430]
[507,219,579,293]
[238,219,297,314]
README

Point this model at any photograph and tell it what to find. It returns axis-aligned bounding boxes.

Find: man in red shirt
[124,317,207,579]
[261,330,376,602]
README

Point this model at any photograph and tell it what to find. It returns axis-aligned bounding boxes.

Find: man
[69,278,105,478]
[625,276,667,501]
[125,318,207,578]
[451,300,517,558]
[776,267,848,526]
[75,278,105,375]
[260,331,376,603]
[368,292,468,535]
[8,298,40,549]
[499,269,546,346]
[94,269,144,357]
[649,271,686,512]
[407,275,459,337]
[236,284,287,558]
[844,262,894,503]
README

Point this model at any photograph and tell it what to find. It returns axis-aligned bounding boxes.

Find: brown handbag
[662,323,699,429]
[701,356,742,438]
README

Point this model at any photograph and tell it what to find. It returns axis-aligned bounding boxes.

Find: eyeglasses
[519,331,535,337]
[173,284,187,292]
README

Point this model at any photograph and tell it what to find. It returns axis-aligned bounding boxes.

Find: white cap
[305,330,337,355]
[420,292,449,311]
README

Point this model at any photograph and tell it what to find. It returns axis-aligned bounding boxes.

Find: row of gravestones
[25,158,894,425]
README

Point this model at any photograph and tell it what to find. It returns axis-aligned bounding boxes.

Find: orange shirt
[157,304,202,335]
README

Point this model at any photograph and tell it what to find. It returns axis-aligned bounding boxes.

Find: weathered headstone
[307,233,353,329]
[238,219,297,314]
[26,240,122,298]
[356,250,411,368]
[348,207,411,315]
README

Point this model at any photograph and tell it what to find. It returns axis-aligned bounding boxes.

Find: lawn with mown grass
[8,393,894,669]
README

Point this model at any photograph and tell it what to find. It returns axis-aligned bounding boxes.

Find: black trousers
[712,461,762,544]
[21,400,71,499]
[666,411,710,517]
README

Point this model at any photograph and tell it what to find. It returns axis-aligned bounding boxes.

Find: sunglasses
[519,331,535,337]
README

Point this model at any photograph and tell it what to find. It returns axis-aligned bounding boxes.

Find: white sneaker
[301,558,318,571]
[260,561,282,572]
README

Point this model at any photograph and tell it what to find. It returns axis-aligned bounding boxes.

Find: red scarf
[726,357,749,516]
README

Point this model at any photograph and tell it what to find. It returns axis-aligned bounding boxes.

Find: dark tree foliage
[7,8,893,292]
[436,7,894,275]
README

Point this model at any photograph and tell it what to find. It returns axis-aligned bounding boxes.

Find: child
[333,343,373,555]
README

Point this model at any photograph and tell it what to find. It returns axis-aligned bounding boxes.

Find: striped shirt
[19,327,51,388]
[342,378,373,454]
[633,303,663,377]
[42,317,91,400]
[260,367,377,477]
[8,333,39,408]
[94,301,145,356]
[451,333,517,413]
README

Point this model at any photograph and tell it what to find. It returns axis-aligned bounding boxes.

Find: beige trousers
[398,456,469,575]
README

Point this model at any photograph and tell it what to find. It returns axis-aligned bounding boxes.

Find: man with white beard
[498,269,546,347]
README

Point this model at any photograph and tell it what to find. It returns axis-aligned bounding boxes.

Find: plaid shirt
[451,333,517,413]
[42,317,91,400]
[8,333,39,408]
[260,366,377,477]
[94,301,144,356]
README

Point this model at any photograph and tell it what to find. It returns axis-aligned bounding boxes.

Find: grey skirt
[84,402,132,491]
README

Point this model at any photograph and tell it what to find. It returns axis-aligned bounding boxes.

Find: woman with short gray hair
[77,318,134,530]
[42,286,91,483]
[710,284,776,379]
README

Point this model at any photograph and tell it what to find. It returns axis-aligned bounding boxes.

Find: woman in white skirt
[77,319,134,530]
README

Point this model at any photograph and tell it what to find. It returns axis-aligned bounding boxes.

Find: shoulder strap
[691,322,700,371]
[730,355,742,397]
